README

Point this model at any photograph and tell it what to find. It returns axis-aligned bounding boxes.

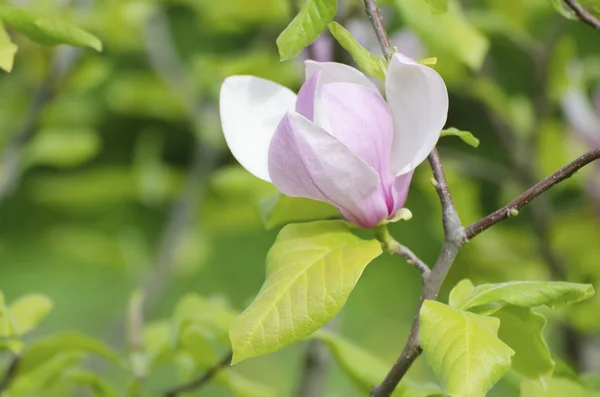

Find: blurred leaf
[547,0,579,19]
[450,280,595,315]
[420,300,514,397]
[549,36,578,100]
[260,193,339,229]
[218,370,277,397]
[25,127,101,168]
[229,220,382,364]
[192,0,290,33]
[493,307,554,386]
[440,127,480,148]
[11,353,82,394]
[328,21,386,80]
[314,329,442,396]
[178,325,220,368]
[394,0,488,70]
[20,332,121,374]
[143,321,172,368]
[276,0,337,61]
[0,21,17,72]
[0,5,101,50]
[425,0,448,14]
[7,294,53,336]
[521,377,600,396]
[65,369,119,397]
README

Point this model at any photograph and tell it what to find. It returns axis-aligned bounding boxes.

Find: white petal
[220,75,297,182]
[386,53,449,175]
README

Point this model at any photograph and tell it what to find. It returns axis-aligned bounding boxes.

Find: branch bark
[563,0,600,30]
[465,148,600,240]
[162,351,233,397]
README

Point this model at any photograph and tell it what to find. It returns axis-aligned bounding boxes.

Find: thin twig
[163,351,233,397]
[0,354,21,392]
[563,0,600,30]
[362,0,394,58]
[374,226,430,276]
[465,148,600,240]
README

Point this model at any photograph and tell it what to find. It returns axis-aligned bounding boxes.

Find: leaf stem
[0,354,21,392]
[162,351,233,397]
[563,0,600,30]
[373,225,430,277]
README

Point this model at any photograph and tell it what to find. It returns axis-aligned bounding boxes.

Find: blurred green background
[1,0,600,396]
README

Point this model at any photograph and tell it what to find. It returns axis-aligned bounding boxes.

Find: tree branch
[465,148,600,240]
[163,351,233,397]
[563,0,600,30]
[362,0,394,58]
[0,354,21,392]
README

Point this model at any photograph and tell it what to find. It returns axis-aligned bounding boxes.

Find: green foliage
[425,0,449,14]
[440,127,480,148]
[328,21,387,80]
[65,369,120,397]
[493,307,554,386]
[547,0,579,19]
[25,127,101,168]
[0,21,16,72]
[420,300,515,397]
[449,279,595,315]
[276,0,337,61]
[521,377,600,396]
[5,294,53,336]
[229,220,382,364]
[0,5,101,51]
[259,193,339,229]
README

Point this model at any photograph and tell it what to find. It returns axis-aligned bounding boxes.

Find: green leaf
[0,21,17,72]
[440,128,480,148]
[229,220,382,364]
[11,353,82,394]
[314,330,442,396]
[260,193,339,229]
[25,127,101,169]
[493,307,554,386]
[218,371,277,397]
[448,279,475,308]
[451,280,595,315]
[276,0,336,61]
[425,0,448,14]
[521,378,600,397]
[8,294,53,336]
[420,300,514,397]
[65,369,119,397]
[547,0,579,20]
[20,332,121,374]
[0,5,102,51]
[394,0,488,70]
[327,21,386,80]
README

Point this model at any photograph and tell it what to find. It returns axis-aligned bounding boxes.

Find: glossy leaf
[394,0,488,70]
[314,330,442,396]
[0,21,17,72]
[440,128,480,148]
[229,220,382,364]
[260,193,339,229]
[420,300,514,397]
[276,0,336,61]
[328,21,386,80]
[494,307,554,386]
[0,5,102,51]
[450,280,595,315]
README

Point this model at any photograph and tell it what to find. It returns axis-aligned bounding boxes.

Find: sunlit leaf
[494,307,554,386]
[260,193,339,229]
[441,127,480,148]
[448,279,475,308]
[328,21,386,80]
[229,220,382,364]
[0,5,101,51]
[25,127,101,169]
[450,280,595,315]
[276,0,337,61]
[8,294,53,336]
[0,21,17,72]
[420,300,514,397]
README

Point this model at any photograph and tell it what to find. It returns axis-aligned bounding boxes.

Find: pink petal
[386,53,449,176]
[391,171,414,214]
[295,71,321,121]
[268,112,389,228]
[320,82,395,208]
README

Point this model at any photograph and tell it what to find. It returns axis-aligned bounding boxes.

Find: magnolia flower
[219,54,448,228]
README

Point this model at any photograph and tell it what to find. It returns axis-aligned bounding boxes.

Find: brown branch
[163,351,233,397]
[563,0,600,30]
[0,354,21,392]
[362,0,394,58]
[465,148,600,240]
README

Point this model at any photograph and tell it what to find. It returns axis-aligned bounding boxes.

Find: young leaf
[19,332,122,374]
[521,378,600,397]
[448,279,475,308]
[440,128,480,148]
[452,280,595,315]
[0,21,17,72]
[493,307,554,386]
[420,300,514,397]
[260,193,339,229]
[276,0,336,61]
[327,21,386,81]
[229,220,382,364]
[314,330,442,396]
[7,294,53,336]
[0,5,102,51]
